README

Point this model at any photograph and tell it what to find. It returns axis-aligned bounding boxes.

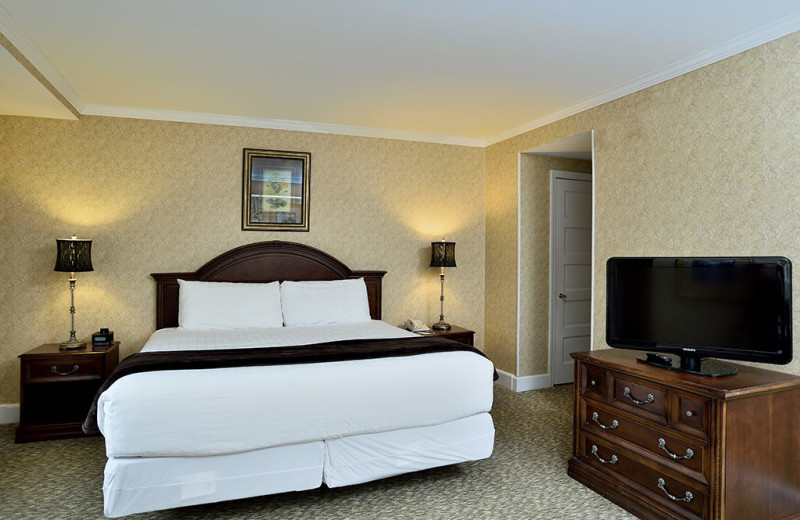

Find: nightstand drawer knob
[51,364,80,376]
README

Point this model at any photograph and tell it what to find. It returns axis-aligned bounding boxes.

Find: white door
[550,171,592,385]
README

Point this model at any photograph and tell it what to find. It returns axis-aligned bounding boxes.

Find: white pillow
[178,280,283,330]
[280,278,371,327]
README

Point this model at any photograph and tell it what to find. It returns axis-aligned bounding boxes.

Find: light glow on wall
[3,165,176,226]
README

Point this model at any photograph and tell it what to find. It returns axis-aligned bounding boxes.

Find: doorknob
[559,293,567,301]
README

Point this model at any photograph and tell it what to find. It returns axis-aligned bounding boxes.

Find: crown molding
[0,3,85,115]
[82,104,485,147]
[483,13,800,147]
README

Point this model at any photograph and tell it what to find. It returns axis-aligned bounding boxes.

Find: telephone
[405,319,432,334]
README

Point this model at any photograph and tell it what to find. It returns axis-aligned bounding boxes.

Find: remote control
[646,352,673,366]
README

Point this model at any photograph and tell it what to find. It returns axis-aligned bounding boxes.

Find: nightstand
[428,326,474,346]
[16,341,119,443]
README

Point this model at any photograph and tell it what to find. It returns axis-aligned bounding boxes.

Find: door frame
[549,169,594,385]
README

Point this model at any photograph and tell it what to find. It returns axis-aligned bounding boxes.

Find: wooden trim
[152,241,386,329]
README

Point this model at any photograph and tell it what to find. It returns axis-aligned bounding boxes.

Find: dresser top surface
[573,348,800,399]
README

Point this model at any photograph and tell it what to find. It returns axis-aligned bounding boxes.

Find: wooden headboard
[151,241,386,329]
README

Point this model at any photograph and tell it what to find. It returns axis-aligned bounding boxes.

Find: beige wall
[485,125,596,375]
[519,155,591,377]
[487,30,800,378]
[0,115,485,404]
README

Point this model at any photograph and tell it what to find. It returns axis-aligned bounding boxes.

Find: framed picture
[242,148,311,231]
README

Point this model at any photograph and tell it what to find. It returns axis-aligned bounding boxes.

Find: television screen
[606,257,792,372]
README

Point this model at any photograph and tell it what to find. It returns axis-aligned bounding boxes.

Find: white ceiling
[2,1,800,146]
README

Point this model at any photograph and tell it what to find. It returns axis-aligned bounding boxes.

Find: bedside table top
[429,325,473,336]
[20,341,120,359]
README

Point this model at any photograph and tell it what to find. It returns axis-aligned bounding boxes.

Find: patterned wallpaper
[485,124,594,375]
[487,30,800,378]
[0,116,485,404]
[519,155,591,377]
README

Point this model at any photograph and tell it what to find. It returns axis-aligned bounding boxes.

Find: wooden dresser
[568,349,800,520]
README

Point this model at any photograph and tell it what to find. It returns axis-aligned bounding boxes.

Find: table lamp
[54,235,93,349]
[429,240,456,330]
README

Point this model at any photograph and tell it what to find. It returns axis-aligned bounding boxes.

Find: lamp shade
[429,241,456,268]
[54,237,94,273]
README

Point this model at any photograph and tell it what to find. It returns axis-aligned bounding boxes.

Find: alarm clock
[92,328,114,346]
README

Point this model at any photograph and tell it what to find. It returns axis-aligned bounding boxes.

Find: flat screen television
[606,257,792,376]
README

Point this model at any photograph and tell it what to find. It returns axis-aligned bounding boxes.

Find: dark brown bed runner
[83,335,496,434]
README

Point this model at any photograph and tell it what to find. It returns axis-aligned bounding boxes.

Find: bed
[89,241,495,518]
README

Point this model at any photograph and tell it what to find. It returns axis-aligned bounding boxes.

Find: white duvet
[97,321,494,458]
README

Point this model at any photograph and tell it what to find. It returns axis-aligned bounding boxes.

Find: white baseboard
[495,369,515,390]
[495,369,552,392]
[0,404,20,424]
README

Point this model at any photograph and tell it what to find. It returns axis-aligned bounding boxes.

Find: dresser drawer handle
[51,364,80,376]
[590,445,618,464]
[591,412,619,430]
[623,386,654,405]
[658,438,694,460]
[657,478,693,503]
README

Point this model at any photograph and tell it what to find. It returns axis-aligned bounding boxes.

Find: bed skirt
[103,413,494,517]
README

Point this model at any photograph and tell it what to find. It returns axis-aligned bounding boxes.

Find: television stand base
[637,355,738,377]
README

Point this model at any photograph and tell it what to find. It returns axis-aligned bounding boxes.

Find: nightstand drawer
[423,325,475,346]
[25,357,103,383]
[442,332,474,345]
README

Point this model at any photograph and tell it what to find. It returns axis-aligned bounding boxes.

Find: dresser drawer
[580,364,606,401]
[610,372,668,425]
[581,400,707,481]
[24,357,104,383]
[670,390,712,440]
[578,433,708,520]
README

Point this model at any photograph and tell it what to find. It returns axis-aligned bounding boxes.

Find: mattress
[97,321,495,458]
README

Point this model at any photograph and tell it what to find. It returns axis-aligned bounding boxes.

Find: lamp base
[59,339,86,350]
[432,321,451,330]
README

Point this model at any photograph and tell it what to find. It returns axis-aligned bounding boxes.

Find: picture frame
[242,148,311,231]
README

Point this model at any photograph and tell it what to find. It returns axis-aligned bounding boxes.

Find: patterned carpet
[0,385,637,519]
